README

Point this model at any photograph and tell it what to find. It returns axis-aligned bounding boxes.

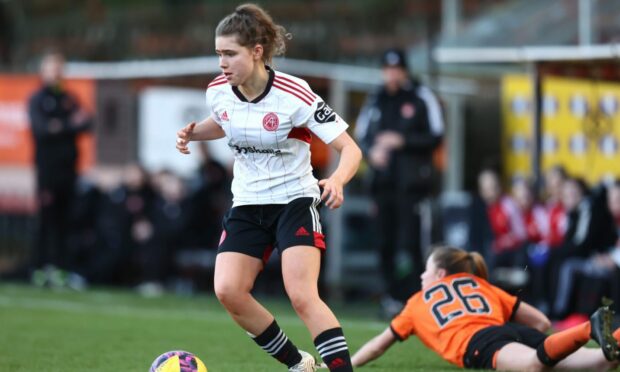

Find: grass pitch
[0,283,455,371]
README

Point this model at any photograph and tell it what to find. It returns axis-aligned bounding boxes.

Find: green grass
[0,284,455,371]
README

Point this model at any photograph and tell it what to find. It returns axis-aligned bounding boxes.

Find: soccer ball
[149,350,207,372]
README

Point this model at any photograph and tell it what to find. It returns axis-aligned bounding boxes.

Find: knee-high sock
[536,322,591,366]
[250,320,302,368]
[314,327,353,372]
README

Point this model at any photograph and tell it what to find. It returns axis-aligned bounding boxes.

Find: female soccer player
[175,4,360,372]
[350,246,620,371]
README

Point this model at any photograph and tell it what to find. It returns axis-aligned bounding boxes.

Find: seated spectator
[511,178,550,311]
[543,165,568,249]
[150,170,192,287]
[468,168,526,276]
[108,163,159,291]
[528,166,568,312]
[553,180,620,328]
[66,173,127,286]
[512,179,548,245]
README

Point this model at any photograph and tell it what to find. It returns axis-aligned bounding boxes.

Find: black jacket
[356,79,444,193]
[29,84,91,187]
[560,185,617,259]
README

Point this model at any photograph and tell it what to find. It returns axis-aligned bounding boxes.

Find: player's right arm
[351,327,397,367]
[176,116,225,154]
[512,301,551,333]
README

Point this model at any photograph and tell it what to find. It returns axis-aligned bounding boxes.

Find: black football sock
[250,320,302,368]
[314,327,353,371]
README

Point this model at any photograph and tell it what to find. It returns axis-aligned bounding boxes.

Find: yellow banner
[502,75,620,185]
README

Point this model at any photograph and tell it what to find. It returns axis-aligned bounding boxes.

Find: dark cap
[381,48,408,69]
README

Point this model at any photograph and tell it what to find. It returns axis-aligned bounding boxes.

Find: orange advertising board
[0,75,95,171]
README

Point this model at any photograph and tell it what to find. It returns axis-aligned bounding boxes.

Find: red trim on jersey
[208,80,227,89]
[208,75,226,87]
[313,232,326,250]
[274,77,315,101]
[275,75,316,99]
[287,128,312,144]
[273,82,313,105]
[262,244,274,265]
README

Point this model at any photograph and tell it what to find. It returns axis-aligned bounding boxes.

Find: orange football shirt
[390,273,519,367]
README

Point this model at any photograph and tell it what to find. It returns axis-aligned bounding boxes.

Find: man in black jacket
[29,51,91,279]
[356,49,444,312]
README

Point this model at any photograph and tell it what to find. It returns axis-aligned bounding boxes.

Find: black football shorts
[217,197,325,264]
[463,322,547,369]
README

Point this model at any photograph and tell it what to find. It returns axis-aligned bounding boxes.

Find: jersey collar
[232,66,274,104]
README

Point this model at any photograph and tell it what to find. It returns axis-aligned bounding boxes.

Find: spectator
[555,178,613,260]
[511,178,550,309]
[512,178,548,246]
[546,177,591,320]
[28,51,92,286]
[527,166,568,311]
[68,173,124,285]
[108,163,159,292]
[553,180,620,326]
[150,170,191,285]
[468,168,526,276]
[543,165,568,249]
[355,48,444,313]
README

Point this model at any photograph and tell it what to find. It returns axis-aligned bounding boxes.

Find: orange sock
[541,322,591,362]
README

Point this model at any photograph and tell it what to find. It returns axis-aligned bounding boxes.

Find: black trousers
[374,192,424,301]
[32,180,75,271]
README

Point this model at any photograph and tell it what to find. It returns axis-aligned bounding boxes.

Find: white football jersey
[205,68,349,207]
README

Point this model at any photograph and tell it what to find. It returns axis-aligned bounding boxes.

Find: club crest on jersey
[401,103,416,119]
[314,102,336,123]
[262,112,279,131]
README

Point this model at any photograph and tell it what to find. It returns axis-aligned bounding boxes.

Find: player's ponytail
[468,251,488,280]
[431,245,489,280]
[216,3,290,65]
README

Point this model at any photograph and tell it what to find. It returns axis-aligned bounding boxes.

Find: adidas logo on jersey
[295,227,310,237]
[220,111,229,121]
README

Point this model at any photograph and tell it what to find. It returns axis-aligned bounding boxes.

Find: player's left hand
[318,176,344,209]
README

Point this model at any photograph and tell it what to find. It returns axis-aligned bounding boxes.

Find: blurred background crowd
[469,165,620,329]
[1,0,620,328]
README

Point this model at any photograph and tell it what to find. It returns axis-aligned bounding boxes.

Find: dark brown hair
[430,245,488,280]
[215,3,289,64]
